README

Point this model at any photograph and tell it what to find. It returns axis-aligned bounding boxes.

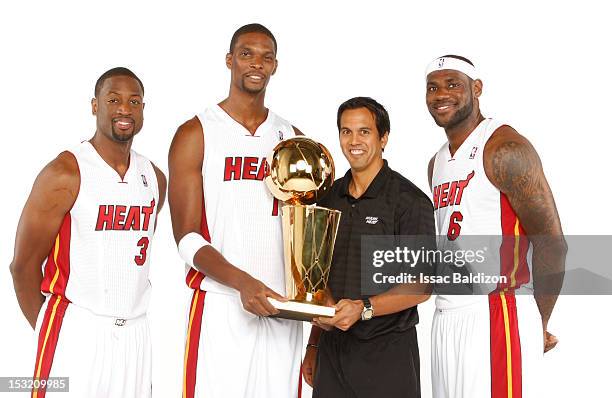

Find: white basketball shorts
[432,292,544,398]
[182,290,303,398]
[32,295,151,397]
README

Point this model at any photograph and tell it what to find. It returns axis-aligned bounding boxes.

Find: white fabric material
[36,299,151,397]
[59,141,159,318]
[185,106,302,397]
[431,296,543,398]
[193,105,296,296]
[426,56,479,80]
[431,118,534,310]
[178,232,209,267]
[192,292,302,398]
[430,118,542,397]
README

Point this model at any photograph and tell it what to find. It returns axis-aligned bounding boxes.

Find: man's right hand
[238,274,285,316]
[302,344,317,387]
[544,330,558,353]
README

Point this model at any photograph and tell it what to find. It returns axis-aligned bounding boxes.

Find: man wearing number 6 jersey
[9,67,166,397]
[425,55,566,398]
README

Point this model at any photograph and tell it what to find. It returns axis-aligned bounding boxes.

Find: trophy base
[268,298,335,322]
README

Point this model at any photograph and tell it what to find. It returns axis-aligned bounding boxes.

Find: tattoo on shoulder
[490,139,538,195]
[489,138,560,235]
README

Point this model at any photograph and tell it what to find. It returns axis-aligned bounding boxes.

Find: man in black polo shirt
[302,97,435,397]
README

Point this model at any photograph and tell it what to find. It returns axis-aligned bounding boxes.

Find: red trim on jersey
[183,289,206,398]
[298,363,303,398]
[40,214,72,297]
[489,292,523,398]
[498,193,530,291]
[199,192,211,242]
[32,295,69,398]
[185,193,210,288]
[515,221,530,286]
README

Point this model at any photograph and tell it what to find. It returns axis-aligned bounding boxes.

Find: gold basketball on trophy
[264,137,341,321]
[264,137,335,205]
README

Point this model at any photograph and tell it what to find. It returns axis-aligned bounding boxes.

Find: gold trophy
[265,137,341,321]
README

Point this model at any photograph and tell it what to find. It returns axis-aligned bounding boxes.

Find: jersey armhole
[195,114,207,186]
[147,160,161,203]
[482,123,511,189]
[430,152,439,190]
[62,149,82,213]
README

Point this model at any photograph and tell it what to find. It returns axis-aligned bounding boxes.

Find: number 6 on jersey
[447,211,463,241]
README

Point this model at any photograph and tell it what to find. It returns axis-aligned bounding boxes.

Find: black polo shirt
[318,160,435,339]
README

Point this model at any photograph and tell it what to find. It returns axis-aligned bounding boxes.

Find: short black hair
[229,23,277,54]
[94,67,144,98]
[440,54,474,67]
[337,97,390,139]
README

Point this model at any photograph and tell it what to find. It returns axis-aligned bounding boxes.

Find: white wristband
[178,232,210,267]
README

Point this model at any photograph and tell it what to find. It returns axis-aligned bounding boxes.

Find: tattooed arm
[484,125,567,352]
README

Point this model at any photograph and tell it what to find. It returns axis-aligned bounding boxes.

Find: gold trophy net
[280,205,340,320]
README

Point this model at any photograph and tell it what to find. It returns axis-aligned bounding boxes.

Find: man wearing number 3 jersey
[425,55,566,398]
[168,24,303,398]
[9,67,166,397]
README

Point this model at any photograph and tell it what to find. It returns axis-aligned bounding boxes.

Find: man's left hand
[315,299,363,331]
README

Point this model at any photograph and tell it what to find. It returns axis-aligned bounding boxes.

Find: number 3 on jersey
[134,237,149,266]
[447,211,463,241]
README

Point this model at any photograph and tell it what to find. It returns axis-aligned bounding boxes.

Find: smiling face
[339,107,388,173]
[91,75,144,142]
[426,70,481,129]
[226,32,277,95]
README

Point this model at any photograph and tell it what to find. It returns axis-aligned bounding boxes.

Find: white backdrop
[1,1,610,397]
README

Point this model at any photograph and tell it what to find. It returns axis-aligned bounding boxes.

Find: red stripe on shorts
[489,292,523,398]
[32,295,69,398]
[183,289,206,398]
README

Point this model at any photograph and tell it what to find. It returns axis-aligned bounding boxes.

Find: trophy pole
[269,204,341,321]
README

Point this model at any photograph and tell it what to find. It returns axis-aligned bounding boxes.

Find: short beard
[240,77,266,95]
[111,126,135,142]
[432,86,475,129]
[443,97,473,130]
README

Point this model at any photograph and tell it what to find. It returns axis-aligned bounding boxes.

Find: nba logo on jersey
[469,146,478,159]
[278,130,284,141]
[141,174,148,187]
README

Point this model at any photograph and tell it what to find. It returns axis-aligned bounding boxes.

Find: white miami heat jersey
[185,105,297,296]
[431,118,532,309]
[40,141,159,319]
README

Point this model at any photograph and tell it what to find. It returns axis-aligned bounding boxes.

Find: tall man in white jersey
[425,55,566,398]
[10,67,167,397]
[168,24,304,398]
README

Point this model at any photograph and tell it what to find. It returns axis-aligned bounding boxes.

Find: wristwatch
[361,298,374,321]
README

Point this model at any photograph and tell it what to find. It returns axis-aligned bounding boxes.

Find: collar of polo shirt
[339,159,392,199]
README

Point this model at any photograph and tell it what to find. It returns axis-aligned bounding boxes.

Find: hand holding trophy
[264,137,341,321]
